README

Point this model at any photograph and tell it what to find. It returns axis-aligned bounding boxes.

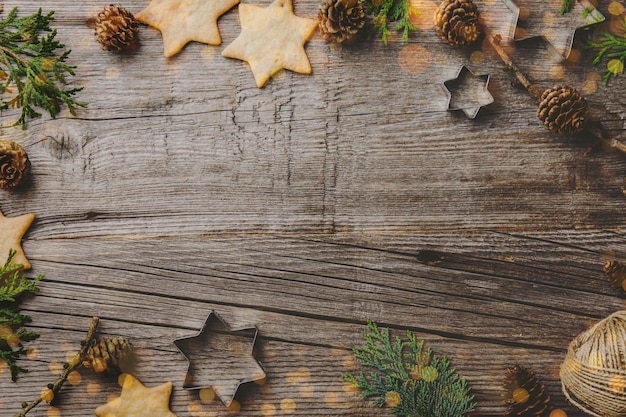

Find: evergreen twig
[560,0,575,15]
[0,6,86,128]
[13,316,100,417]
[364,0,417,44]
[0,249,43,381]
[343,321,475,417]
[586,14,626,84]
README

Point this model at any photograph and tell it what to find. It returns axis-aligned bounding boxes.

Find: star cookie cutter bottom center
[174,311,266,406]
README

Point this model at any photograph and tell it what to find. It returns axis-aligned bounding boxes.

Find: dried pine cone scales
[537,85,588,134]
[95,5,139,52]
[503,365,552,417]
[434,0,482,46]
[0,140,30,189]
[317,0,366,43]
[83,336,133,374]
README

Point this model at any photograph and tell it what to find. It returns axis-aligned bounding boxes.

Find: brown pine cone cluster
[604,259,626,292]
[434,0,482,47]
[537,85,588,134]
[82,336,133,375]
[95,5,139,52]
[503,365,552,417]
[0,140,30,189]
[317,0,366,43]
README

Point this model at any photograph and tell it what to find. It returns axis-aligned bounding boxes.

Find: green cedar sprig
[0,249,43,381]
[343,321,475,417]
[0,6,86,128]
[586,13,626,84]
[364,0,417,45]
[560,0,574,15]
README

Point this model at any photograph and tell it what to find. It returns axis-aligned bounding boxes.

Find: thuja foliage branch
[0,249,43,382]
[364,0,417,44]
[14,316,100,417]
[560,0,574,15]
[343,321,475,417]
[0,6,86,128]
[586,14,626,84]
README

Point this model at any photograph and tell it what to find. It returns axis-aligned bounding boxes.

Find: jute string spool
[560,310,626,417]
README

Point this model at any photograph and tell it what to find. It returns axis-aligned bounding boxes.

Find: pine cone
[0,140,30,189]
[82,337,133,375]
[503,365,552,417]
[434,0,482,46]
[95,5,139,52]
[604,259,626,292]
[317,0,366,43]
[537,85,588,134]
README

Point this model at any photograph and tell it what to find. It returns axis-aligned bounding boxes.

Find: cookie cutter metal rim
[173,310,266,406]
[442,65,494,119]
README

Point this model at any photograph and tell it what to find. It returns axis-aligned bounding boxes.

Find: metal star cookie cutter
[512,0,605,59]
[442,65,494,119]
[477,0,519,45]
[174,311,266,406]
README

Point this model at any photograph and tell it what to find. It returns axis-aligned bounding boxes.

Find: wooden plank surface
[1,0,626,416]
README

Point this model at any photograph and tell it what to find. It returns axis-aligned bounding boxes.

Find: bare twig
[14,316,100,417]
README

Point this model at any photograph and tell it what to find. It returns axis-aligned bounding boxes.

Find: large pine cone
[537,85,588,134]
[317,0,366,43]
[434,0,482,46]
[503,365,552,417]
[82,337,133,375]
[0,140,30,189]
[95,5,139,52]
[604,259,626,292]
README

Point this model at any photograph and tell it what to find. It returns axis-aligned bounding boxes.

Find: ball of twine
[561,310,626,417]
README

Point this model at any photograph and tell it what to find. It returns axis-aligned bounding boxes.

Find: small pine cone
[503,365,552,417]
[83,337,133,375]
[434,0,482,47]
[95,5,139,52]
[537,85,588,134]
[317,0,366,43]
[0,140,30,189]
[604,259,626,292]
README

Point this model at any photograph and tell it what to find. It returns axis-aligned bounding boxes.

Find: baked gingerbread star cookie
[136,0,239,57]
[222,0,317,87]
[0,210,35,269]
[95,374,178,417]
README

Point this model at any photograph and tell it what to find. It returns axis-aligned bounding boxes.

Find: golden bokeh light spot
[587,352,603,367]
[49,360,64,374]
[397,44,432,75]
[542,28,557,43]
[515,27,529,39]
[608,58,625,76]
[67,370,82,386]
[343,380,359,393]
[582,78,598,95]
[26,347,39,361]
[408,0,438,30]
[47,406,61,417]
[549,65,565,80]
[325,392,341,406]
[543,12,557,26]
[609,375,626,392]
[227,400,241,413]
[609,15,626,36]
[300,385,315,397]
[385,390,401,407]
[260,403,277,416]
[41,388,55,404]
[470,50,484,65]
[87,381,102,396]
[286,367,311,384]
[200,387,216,403]
[609,1,625,15]
[65,350,78,364]
[549,0,561,10]
[118,373,133,388]
[550,409,568,417]
[280,398,297,413]
[0,359,7,376]
[188,401,203,417]
[512,387,530,404]
[567,49,581,63]
[330,348,344,357]
[587,71,603,82]
[342,354,356,369]
[518,6,530,20]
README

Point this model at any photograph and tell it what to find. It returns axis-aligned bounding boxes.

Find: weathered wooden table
[1,0,626,415]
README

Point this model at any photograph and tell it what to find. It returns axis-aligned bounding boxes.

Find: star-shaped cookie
[443,66,493,119]
[0,210,35,269]
[95,375,178,417]
[513,0,604,58]
[221,0,317,87]
[174,312,266,406]
[136,0,239,57]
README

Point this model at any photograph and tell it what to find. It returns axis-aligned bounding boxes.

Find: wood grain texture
[1,0,625,416]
